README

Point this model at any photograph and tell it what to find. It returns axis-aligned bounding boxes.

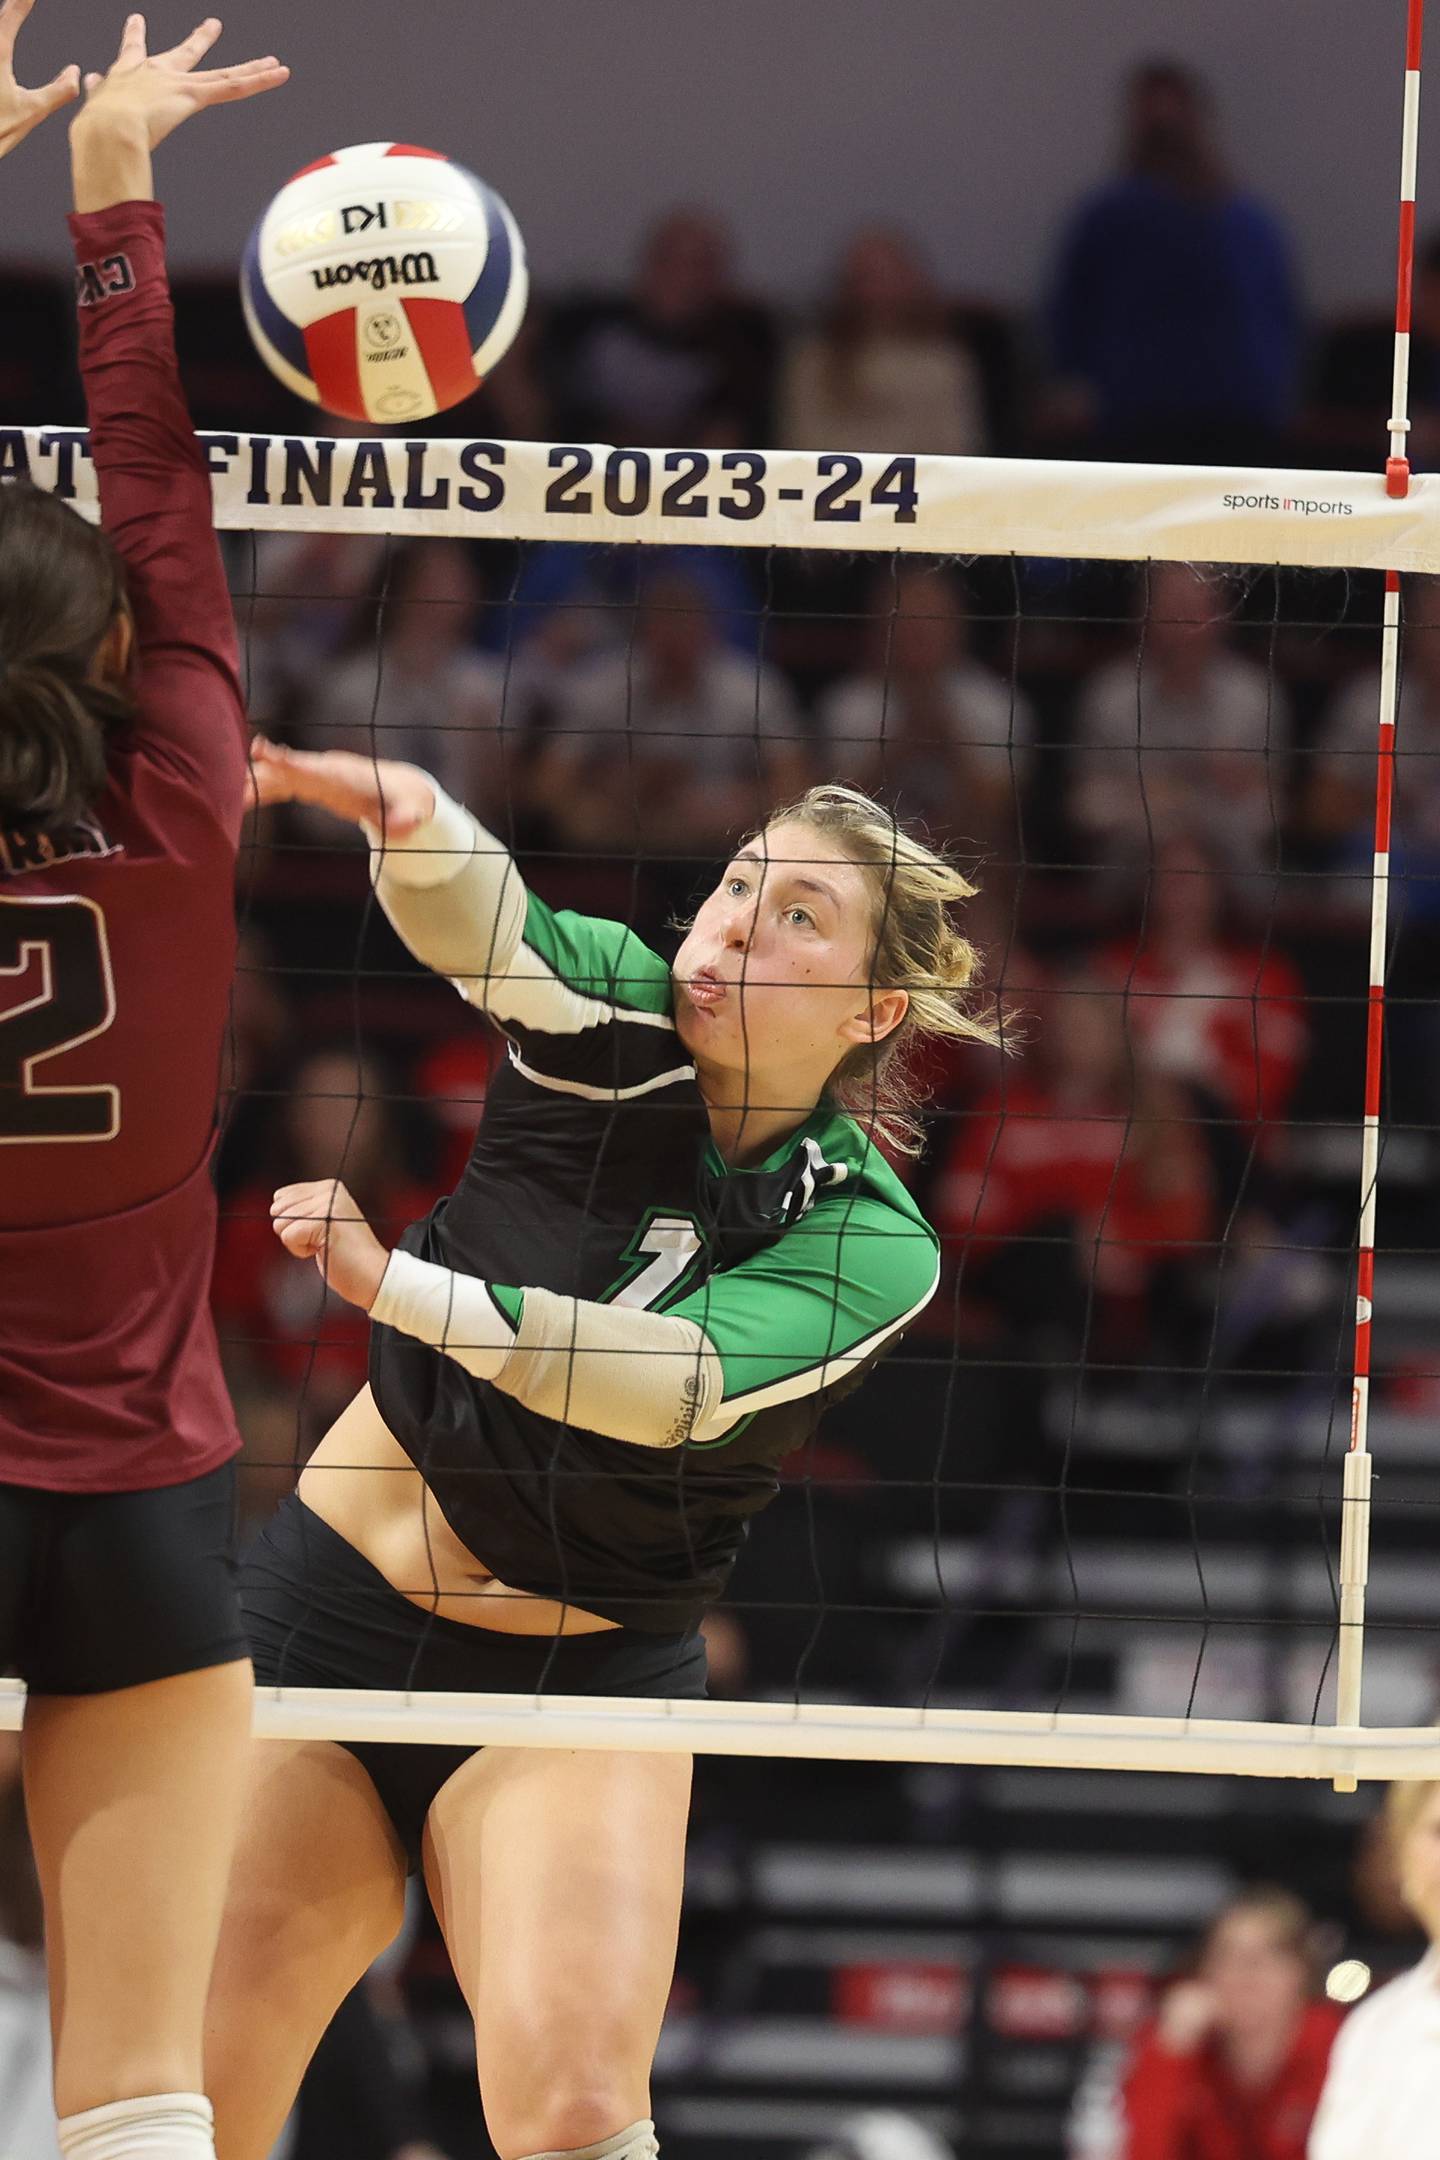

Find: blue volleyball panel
[241,224,312,379]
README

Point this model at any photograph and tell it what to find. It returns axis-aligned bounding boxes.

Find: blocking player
[0,17,285,2160]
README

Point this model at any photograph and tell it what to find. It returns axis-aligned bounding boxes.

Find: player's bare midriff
[297,1384,620,1636]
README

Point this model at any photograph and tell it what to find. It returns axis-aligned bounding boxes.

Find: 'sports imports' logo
[1222,491,1354,517]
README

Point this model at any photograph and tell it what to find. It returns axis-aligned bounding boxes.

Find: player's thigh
[205,1737,409,2160]
[23,1657,253,2109]
[423,1744,693,2158]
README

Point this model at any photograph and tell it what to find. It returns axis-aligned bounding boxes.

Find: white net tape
[6,424,1438,569]
[1,1679,1439,1781]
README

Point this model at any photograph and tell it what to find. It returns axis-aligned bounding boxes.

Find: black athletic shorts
[242,1495,709,1872]
[0,1462,248,1696]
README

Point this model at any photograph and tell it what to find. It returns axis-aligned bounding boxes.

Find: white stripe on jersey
[698,1255,942,1438]
[506,1043,696,1102]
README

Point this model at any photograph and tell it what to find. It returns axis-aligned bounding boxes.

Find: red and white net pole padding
[1337,0,1425,1792]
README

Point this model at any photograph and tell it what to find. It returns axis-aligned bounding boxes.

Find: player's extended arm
[66,19,287,790]
[274,1177,940,1452]
[249,743,532,999]
[250,746,671,1038]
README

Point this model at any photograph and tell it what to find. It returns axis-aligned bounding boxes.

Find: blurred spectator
[816,564,1031,847]
[1302,575,1440,918]
[213,1046,436,1438]
[1069,563,1289,876]
[218,924,296,1190]
[1097,833,1308,1137]
[295,541,513,830]
[1311,1777,1440,2157]
[931,969,1216,1365]
[534,563,810,858]
[1045,62,1300,463]
[1080,1888,1339,2160]
[0,1736,57,2160]
[780,226,985,456]
[412,1032,497,1194]
[542,208,777,446]
[1302,230,1440,472]
[231,525,390,734]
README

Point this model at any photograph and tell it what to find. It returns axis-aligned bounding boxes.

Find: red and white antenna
[1335,0,1423,1791]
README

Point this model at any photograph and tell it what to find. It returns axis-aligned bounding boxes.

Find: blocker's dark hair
[0,481,134,834]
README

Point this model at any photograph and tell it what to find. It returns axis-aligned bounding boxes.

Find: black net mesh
[217,533,1436,1738]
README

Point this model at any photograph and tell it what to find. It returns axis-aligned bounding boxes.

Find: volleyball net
[4,427,1440,1783]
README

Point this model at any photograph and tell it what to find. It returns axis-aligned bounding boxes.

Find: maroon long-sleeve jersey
[0,201,246,1491]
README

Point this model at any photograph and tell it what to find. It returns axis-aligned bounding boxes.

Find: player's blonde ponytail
[763,783,1003,1157]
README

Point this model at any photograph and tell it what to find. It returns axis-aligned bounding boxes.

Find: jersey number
[0,896,119,1144]
[609,1214,704,1311]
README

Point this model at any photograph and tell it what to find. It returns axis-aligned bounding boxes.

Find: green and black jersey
[366,786,940,1631]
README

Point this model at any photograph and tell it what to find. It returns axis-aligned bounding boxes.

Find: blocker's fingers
[44,62,81,106]
[115,12,147,67]
[0,0,35,58]
[188,56,288,103]
[156,14,221,71]
[0,0,36,55]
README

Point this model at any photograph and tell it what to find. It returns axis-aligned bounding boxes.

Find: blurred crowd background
[5,49,1440,2160]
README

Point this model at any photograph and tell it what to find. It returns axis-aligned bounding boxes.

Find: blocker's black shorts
[0,1461,248,1695]
[242,1494,708,1872]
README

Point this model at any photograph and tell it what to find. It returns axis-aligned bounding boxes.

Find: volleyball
[240,141,528,425]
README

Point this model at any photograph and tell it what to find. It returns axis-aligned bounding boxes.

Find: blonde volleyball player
[1308,1777,1440,2157]
[205,741,996,2160]
[0,16,285,2160]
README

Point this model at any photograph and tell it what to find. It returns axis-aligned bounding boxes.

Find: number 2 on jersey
[608,1213,705,1311]
[0,896,119,1143]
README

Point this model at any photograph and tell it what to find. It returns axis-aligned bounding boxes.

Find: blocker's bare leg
[23,1660,253,2116]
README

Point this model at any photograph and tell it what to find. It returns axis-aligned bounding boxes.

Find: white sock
[57,2093,215,2160]
[525,2124,658,2160]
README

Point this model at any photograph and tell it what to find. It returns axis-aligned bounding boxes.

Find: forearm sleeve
[370,1252,724,1448]
[364,784,527,998]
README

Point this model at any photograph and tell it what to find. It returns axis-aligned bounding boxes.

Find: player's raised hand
[271,1179,391,1312]
[79,15,287,145]
[247,738,439,838]
[0,0,80,160]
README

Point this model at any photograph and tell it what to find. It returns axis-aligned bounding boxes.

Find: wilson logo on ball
[311,252,440,294]
[241,140,529,424]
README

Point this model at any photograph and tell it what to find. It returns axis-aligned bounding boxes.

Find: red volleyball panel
[302,309,365,423]
[385,143,447,160]
[288,152,338,181]
[405,297,480,414]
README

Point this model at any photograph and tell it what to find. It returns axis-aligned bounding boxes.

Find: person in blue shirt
[1046,61,1301,466]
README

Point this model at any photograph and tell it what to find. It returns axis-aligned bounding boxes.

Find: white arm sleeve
[363,783,528,1006]
[370,1252,725,1449]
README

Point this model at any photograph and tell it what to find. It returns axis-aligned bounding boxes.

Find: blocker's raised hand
[80,13,287,147]
[271,1179,391,1312]
[0,0,80,160]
